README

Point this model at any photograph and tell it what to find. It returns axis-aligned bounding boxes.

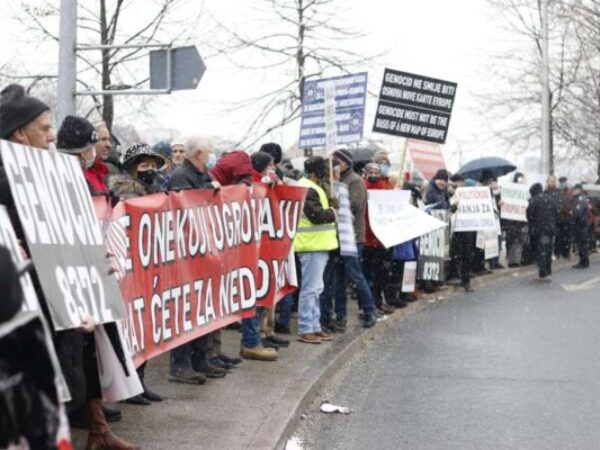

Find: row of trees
[485,0,600,178]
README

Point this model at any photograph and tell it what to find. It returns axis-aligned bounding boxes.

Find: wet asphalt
[296,261,600,450]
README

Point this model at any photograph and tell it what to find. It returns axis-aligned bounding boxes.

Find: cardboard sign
[407,139,446,180]
[94,185,305,366]
[367,190,447,248]
[501,183,530,222]
[0,140,125,330]
[453,187,496,232]
[373,69,457,144]
[299,72,368,149]
[334,181,358,257]
[402,261,417,292]
[417,210,449,282]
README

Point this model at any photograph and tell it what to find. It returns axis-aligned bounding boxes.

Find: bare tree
[12,0,207,129]
[208,0,382,147]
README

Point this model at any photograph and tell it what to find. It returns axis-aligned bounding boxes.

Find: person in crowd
[251,151,279,185]
[259,142,284,179]
[171,142,186,167]
[153,140,174,190]
[424,169,450,210]
[571,183,590,269]
[110,143,166,406]
[503,172,528,268]
[450,178,478,291]
[488,177,504,269]
[294,156,338,344]
[210,150,280,360]
[362,162,397,315]
[320,150,377,332]
[94,121,121,179]
[527,182,558,280]
[167,135,234,383]
[555,178,574,259]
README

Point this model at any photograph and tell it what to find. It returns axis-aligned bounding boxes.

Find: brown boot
[85,399,140,450]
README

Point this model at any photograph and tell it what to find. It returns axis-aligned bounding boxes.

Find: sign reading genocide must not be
[0,140,126,330]
[373,69,457,144]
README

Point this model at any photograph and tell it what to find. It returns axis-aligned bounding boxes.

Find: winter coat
[169,159,215,191]
[340,168,368,243]
[302,183,336,225]
[527,191,558,236]
[109,174,162,200]
[83,160,109,194]
[363,177,393,248]
[572,193,589,226]
[424,179,450,210]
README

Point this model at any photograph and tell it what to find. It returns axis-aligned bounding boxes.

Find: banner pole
[397,138,409,188]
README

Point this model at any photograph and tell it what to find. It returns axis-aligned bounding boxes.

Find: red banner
[94,185,306,366]
[407,139,446,181]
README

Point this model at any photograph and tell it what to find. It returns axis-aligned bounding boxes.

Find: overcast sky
[0,0,528,171]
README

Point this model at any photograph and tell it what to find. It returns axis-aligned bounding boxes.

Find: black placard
[373,69,457,144]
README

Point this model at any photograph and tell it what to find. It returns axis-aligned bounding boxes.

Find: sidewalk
[71,258,579,449]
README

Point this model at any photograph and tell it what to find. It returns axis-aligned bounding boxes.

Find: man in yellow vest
[294,156,339,344]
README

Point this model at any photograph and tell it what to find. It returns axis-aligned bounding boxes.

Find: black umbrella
[457,156,516,181]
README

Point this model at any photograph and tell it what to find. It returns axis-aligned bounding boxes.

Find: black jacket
[303,181,336,225]
[169,159,214,191]
[527,192,558,236]
[424,180,450,210]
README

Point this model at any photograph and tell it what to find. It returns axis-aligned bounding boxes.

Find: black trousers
[362,247,397,308]
[554,221,572,258]
[531,233,553,278]
[574,223,590,266]
[453,232,476,285]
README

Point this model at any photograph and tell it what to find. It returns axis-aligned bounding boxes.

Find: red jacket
[210,150,252,186]
[84,161,109,194]
[364,177,394,248]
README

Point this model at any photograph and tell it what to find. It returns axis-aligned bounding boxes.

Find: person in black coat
[424,169,450,210]
[527,183,558,279]
[571,184,590,269]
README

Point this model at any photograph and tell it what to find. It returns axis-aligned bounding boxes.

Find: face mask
[137,169,158,185]
[367,176,380,184]
[82,148,96,169]
[492,188,501,196]
[378,164,390,177]
[206,153,217,170]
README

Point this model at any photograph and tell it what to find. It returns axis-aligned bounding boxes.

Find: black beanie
[0,245,24,324]
[304,156,327,176]
[259,142,283,164]
[333,148,353,166]
[0,84,50,139]
[57,115,98,153]
[251,151,273,173]
[433,169,450,181]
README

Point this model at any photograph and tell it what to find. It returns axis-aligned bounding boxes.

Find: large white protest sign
[0,140,126,330]
[501,183,530,222]
[454,187,496,232]
[368,190,447,248]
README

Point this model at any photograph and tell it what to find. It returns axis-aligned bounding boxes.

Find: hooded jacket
[210,151,252,186]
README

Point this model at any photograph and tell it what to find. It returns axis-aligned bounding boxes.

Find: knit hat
[464,178,477,187]
[57,115,98,154]
[0,84,50,139]
[333,147,353,166]
[251,151,273,173]
[123,143,165,171]
[153,141,172,159]
[450,173,464,183]
[433,169,450,181]
[259,142,283,164]
[364,162,380,172]
[304,156,328,177]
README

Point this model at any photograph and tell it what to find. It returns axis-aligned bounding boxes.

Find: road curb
[248,256,587,450]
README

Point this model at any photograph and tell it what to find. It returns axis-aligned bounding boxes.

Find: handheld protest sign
[0,140,125,330]
[373,69,457,144]
[500,183,529,222]
[453,187,497,232]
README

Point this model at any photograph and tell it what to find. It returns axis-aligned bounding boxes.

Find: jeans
[297,251,329,335]
[241,307,266,348]
[321,245,375,322]
[170,335,208,374]
[276,293,294,328]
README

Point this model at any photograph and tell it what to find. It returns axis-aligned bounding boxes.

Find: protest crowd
[1,83,599,450]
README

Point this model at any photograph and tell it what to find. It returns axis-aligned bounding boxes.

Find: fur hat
[123,143,165,171]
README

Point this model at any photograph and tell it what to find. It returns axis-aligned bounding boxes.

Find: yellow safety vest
[294,177,339,252]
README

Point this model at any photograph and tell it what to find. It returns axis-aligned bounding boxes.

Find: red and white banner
[94,185,306,366]
[407,139,446,181]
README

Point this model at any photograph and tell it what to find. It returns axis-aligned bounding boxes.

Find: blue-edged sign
[299,72,368,149]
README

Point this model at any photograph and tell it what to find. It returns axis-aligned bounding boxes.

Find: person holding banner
[294,156,339,344]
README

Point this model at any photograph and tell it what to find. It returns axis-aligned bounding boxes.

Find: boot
[86,398,140,450]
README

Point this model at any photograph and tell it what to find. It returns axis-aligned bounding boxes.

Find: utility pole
[56,0,77,127]
[540,0,551,175]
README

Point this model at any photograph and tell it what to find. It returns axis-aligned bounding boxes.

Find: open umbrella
[457,156,516,181]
